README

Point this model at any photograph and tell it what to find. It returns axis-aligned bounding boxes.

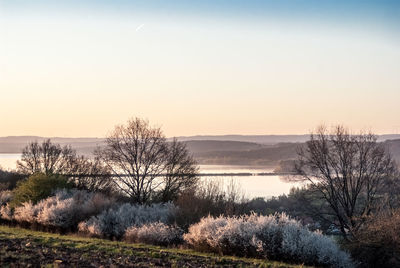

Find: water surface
[0,154,302,198]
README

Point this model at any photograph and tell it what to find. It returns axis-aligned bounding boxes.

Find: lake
[0,153,21,171]
[0,154,302,199]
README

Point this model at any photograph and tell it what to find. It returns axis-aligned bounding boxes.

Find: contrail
[135,24,145,32]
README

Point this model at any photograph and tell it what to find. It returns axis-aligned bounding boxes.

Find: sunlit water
[0,153,21,170]
[199,165,302,199]
[0,154,302,198]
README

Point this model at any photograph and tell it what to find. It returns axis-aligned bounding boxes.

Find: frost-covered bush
[0,190,13,206]
[124,222,183,246]
[0,190,14,220]
[13,189,114,229]
[0,204,13,220]
[78,202,177,238]
[13,201,37,223]
[183,213,353,268]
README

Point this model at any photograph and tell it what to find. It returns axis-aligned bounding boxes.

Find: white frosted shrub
[36,190,114,228]
[12,189,114,228]
[13,201,38,223]
[0,204,13,220]
[78,202,176,238]
[0,190,12,206]
[278,214,352,267]
[124,222,183,246]
[184,213,353,268]
[0,191,13,220]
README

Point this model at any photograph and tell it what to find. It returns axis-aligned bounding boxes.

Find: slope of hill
[0,225,304,267]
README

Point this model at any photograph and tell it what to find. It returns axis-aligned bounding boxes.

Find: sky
[1,0,400,137]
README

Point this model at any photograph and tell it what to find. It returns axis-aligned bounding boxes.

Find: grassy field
[0,225,310,268]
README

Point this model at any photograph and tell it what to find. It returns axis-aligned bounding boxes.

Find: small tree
[17,139,112,193]
[96,117,198,204]
[295,125,398,240]
[17,139,75,175]
[11,173,71,207]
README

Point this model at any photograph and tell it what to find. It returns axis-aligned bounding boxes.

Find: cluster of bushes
[0,174,351,267]
[184,213,353,268]
[124,222,183,246]
[1,189,114,230]
[0,171,355,267]
[78,202,177,239]
[175,179,334,233]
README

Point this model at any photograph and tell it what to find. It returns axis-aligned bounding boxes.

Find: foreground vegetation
[0,184,352,267]
[0,225,307,267]
[1,119,399,267]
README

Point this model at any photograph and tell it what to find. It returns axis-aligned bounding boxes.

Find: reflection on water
[0,155,302,198]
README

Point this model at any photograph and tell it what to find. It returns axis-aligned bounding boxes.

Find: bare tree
[71,155,114,193]
[157,138,199,202]
[96,118,198,204]
[295,125,398,240]
[17,140,76,175]
[17,139,112,192]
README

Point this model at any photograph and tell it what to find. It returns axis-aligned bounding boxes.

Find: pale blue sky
[0,1,399,137]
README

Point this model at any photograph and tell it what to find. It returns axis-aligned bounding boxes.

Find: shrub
[12,189,114,229]
[0,190,14,220]
[183,213,353,267]
[78,202,177,238]
[11,173,72,207]
[124,222,183,246]
[0,190,13,206]
[0,169,25,190]
[0,204,13,220]
[174,179,248,230]
[13,201,37,223]
[348,209,400,267]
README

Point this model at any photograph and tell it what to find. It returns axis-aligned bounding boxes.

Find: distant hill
[385,139,400,163]
[191,142,303,167]
[0,136,104,155]
[175,135,311,144]
[183,140,262,153]
[1,135,400,168]
[190,139,400,167]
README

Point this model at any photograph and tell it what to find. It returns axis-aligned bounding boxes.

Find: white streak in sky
[135,24,145,32]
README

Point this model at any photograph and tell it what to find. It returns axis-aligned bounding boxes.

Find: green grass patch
[0,225,311,267]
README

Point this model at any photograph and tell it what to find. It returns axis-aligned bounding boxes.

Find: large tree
[295,125,398,240]
[17,139,112,192]
[96,117,198,204]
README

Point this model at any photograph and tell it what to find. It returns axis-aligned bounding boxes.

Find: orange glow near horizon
[1,9,400,137]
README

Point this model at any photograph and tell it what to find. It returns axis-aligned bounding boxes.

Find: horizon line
[1,133,400,139]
